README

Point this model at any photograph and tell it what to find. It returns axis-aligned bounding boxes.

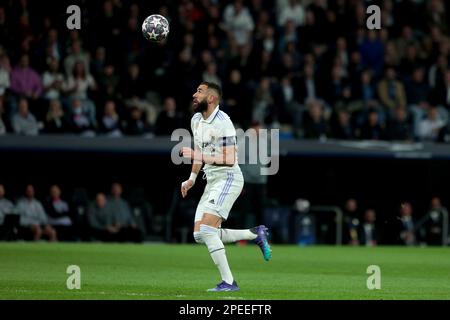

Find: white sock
[219,228,257,243]
[193,231,204,244]
[199,224,234,284]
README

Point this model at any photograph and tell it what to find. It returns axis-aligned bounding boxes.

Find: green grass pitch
[0,242,449,300]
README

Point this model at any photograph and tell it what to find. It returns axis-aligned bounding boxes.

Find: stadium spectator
[121,63,146,100]
[108,183,142,243]
[223,69,250,128]
[386,107,414,141]
[342,198,360,245]
[10,54,42,101]
[297,64,320,104]
[44,99,71,134]
[0,47,11,74]
[429,69,450,109]
[416,105,446,141]
[0,98,6,134]
[278,20,299,54]
[124,106,149,136]
[424,197,448,245]
[428,54,447,90]
[405,67,431,106]
[252,77,275,126]
[377,67,407,111]
[63,40,90,77]
[98,64,120,102]
[154,97,183,136]
[398,202,416,246]
[202,62,221,87]
[359,208,378,247]
[0,184,15,235]
[358,109,385,140]
[331,109,355,140]
[87,192,117,242]
[359,31,385,77]
[11,98,40,136]
[353,70,376,103]
[0,62,10,98]
[223,0,255,47]
[44,185,74,241]
[63,61,97,123]
[41,57,64,101]
[99,100,123,137]
[91,47,106,79]
[276,75,302,127]
[302,99,328,139]
[68,98,96,136]
[16,184,57,242]
[40,28,63,66]
[277,0,305,28]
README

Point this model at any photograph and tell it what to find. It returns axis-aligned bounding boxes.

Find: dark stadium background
[0,0,449,246]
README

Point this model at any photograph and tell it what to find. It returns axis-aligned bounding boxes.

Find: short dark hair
[200,81,222,100]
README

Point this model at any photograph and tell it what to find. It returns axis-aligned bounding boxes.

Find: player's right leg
[194,214,239,292]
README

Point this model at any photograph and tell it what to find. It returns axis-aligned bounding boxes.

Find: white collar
[201,105,220,123]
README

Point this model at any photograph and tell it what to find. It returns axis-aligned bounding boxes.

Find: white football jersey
[191,105,241,178]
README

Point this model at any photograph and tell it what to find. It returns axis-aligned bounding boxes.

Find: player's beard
[195,99,208,113]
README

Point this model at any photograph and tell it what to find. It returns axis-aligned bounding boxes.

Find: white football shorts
[194,170,244,222]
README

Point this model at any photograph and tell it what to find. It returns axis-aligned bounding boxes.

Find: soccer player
[180,81,272,292]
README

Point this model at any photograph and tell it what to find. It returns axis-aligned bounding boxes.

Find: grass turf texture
[0,243,449,300]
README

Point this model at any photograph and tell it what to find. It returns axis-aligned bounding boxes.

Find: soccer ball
[142,14,170,42]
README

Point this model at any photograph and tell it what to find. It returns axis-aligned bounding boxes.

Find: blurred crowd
[339,197,448,246]
[1,181,448,246]
[0,0,450,141]
[0,182,148,242]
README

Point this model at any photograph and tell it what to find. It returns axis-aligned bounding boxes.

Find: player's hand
[181,179,194,198]
[181,147,202,163]
[181,147,194,159]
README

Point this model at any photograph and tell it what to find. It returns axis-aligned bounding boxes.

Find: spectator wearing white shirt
[223,0,255,46]
[417,106,446,141]
[64,61,97,125]
[63,40,90,77]
[11,98,40,136]
[16,185,57,241]
[277,0,306,27]
[42,57,64,101]
[0,64,9,97]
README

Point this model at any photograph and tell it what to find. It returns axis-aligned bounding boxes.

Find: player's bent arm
[201,145,236,167]
[181,146,203,198]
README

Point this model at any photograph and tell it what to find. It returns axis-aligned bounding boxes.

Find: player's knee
[199,224,224,252]
[193,231,204,244]
[198,224,218,243]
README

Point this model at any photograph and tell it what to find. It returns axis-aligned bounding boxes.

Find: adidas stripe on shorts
[194,170,244,222]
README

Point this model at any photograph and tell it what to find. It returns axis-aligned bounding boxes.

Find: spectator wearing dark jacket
[358,109,385,140]
[44,99,71,134]
[154,97,183,136]
[387,107,414,141]
[44,185,74,241]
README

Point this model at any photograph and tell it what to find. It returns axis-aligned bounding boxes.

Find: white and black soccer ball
[142,14,170,42]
